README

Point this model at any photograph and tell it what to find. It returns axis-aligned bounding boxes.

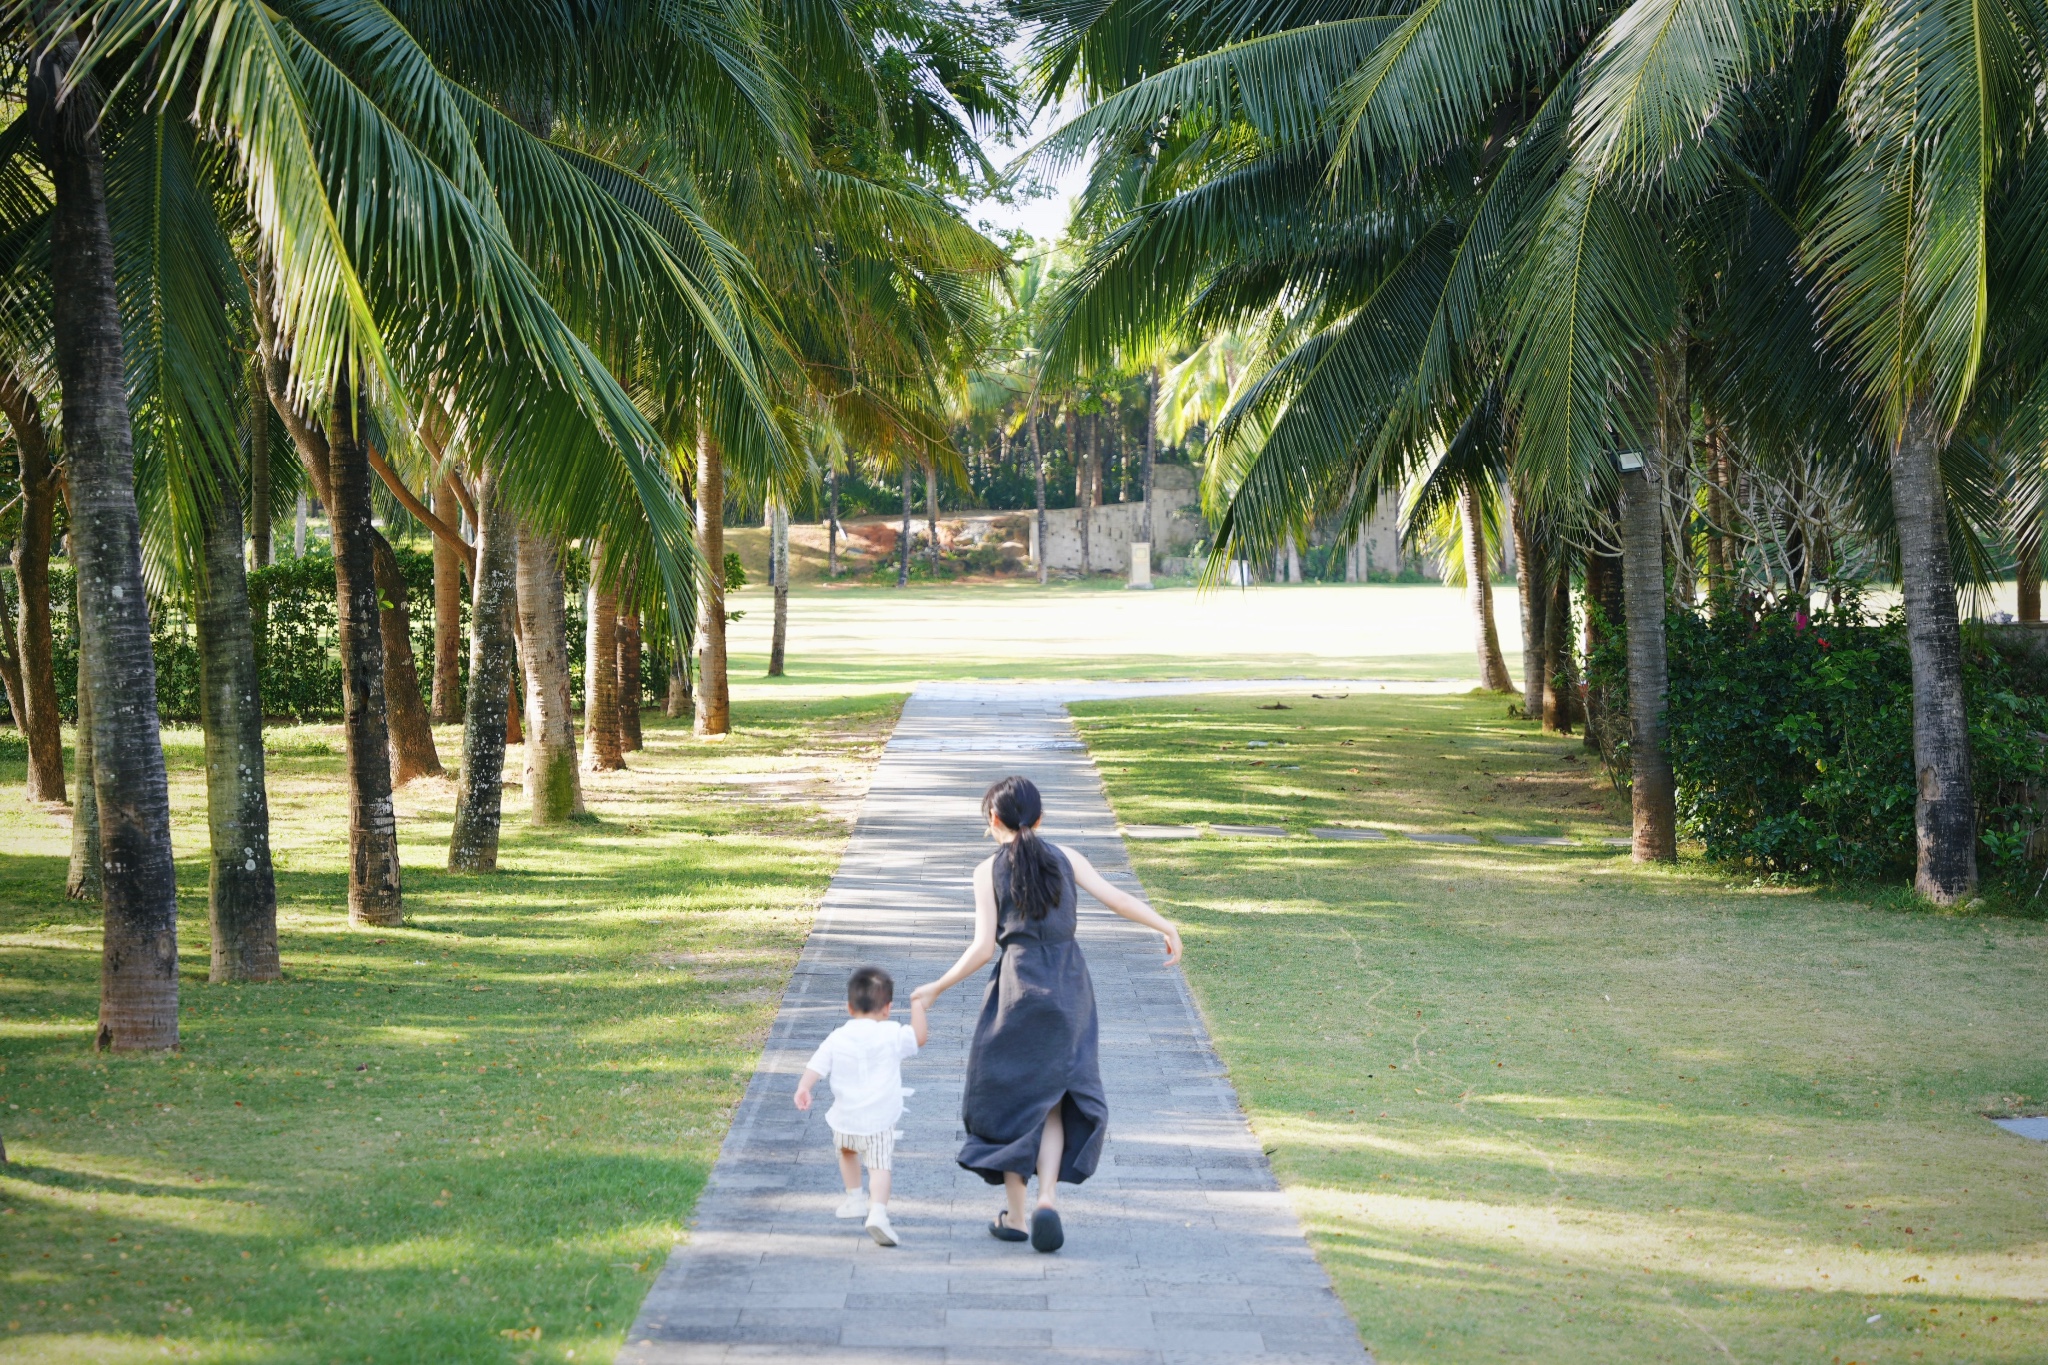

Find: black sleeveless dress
[958,843,1108,1186]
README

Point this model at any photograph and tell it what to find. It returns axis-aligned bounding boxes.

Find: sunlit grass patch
[0,694,899,1363]
[1074,690,2048,1365]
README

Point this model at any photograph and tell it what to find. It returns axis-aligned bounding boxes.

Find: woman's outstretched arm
[910,857,1000,1006]
[1059,845,1183,964]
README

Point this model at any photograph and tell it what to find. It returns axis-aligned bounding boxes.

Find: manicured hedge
[1662,599,2048,879]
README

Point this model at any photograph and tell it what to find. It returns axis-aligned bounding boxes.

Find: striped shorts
[832,1128,897,1171]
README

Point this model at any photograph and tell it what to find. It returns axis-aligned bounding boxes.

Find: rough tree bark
[618,604,642,750]
[666,643,688,717]
[247,364,271,685]
[371,535,440,783]
[1890,395,1978,902]
[897,462,912,587]
[1460,481,1515,692]
[195,457,278,982]
[1511,502,1546,712]
[517,526,582,819]
[431,476,464,722]
[34,40,180,1047]
[1076,412,1094,574]
[2018,515,2040,622]
[327,383,403,924]
[449,471,518,871]
[1542,567,1575,734]
[694,426,731,734]
[67,655,100,901]
[1033,413,1048,586]
[1140,369,1158,546]
[768,497,788,676]
[827,461,841,577]
[582,539,623,771]
[925,464,940,574]
[1584,543,1624,752]
[1619,344,1684,864]
[0,368,66,802]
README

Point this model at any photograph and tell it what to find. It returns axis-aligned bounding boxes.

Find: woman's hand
[909,981,942,1009]
[1160,925,1183,966]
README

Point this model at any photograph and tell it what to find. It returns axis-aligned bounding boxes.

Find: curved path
[619,684,1374,1364]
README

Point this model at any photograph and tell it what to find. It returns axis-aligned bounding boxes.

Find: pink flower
[1794,611,1809,631]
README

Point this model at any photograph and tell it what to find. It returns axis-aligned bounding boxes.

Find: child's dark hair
[983,776,1064,921]
[848,966,894,1014]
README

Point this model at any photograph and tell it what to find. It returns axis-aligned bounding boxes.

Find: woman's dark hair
[984,776,1064,921]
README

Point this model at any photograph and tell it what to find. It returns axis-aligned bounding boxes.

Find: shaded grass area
[0,695,901,1364]
[1072,692,2048,1365]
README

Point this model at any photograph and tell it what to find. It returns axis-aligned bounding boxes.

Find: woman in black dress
[910,776,1182,1253]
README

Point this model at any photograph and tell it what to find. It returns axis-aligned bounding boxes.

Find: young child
[795,965,928,1246]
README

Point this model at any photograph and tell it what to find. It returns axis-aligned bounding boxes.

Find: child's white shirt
[805,1017,919,1136]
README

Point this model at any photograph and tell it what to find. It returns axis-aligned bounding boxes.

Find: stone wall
[1028,465,1202,574]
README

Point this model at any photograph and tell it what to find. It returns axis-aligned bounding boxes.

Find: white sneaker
[834,1191,869,1220]
[864,1205,899,1247]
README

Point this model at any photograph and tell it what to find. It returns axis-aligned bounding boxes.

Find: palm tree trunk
[34,41,180,1047]
[2018,517,2040,622]
[925,464,941,573]
[449,471,517,871]
[1285,534,1302,584]
[1620,349,1683,863]
[694,427,731,734]
[196,457,278,982]
[247,365,271,687]
[326,383,404,924]
[1891,395,1978,902]
[665,655,685,717]
[1460,481,1515,691]
[768,497,789,676]
[1033,414,1048,586]
[827,462,841,577]
[1543,566,1575,734]
[431,477,464,722]
[517,526,582,819]
[1141,370,1158,546]
[582,540,623,771]
[1512,502,1546,711]
[371,534,440,783]
[294,492,307,556]
[67,657,100,902]
[618,605,642,750]
[1078,412,1094,574]
[249,366,271,569]
[897,462,912,586]
[0,593,23,754]
[0,369,64,802]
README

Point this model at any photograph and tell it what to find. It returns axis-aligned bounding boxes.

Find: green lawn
[1071,691,2048,1365]
[0,695,900,1364]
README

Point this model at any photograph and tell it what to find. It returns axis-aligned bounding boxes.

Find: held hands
[1160,925,1183,966]
[908,982,942,1010]
[793,1082,813,1112]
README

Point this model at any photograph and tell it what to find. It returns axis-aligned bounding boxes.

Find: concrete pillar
[1129,542,1152,590]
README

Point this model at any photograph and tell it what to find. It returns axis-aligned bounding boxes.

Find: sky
[958,55,1091,249]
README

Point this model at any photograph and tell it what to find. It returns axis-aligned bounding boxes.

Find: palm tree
[27,30,181,1047]
[1025,0,2048,889]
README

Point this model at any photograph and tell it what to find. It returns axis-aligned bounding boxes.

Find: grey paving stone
[1601,836,1634,846]
[618,684,1371,1364]
[1311,827,1386,840]
[1212,824,1289,838]
[1121,825,1204,840]
[1495,834,1578,847]
[1407,832,1480,844]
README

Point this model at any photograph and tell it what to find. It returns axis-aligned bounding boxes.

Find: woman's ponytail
[983,776,1064,921]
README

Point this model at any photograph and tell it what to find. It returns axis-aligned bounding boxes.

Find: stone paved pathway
[619,684,1372,1364]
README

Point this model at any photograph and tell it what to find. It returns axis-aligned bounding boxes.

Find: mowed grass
[0,694,901,1364]
[1070,692,2048,1365]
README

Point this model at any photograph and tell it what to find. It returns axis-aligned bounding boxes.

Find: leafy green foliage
[1664,600,2048,879]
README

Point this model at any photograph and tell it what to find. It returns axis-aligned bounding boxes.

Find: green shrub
[1662,597,2048,879]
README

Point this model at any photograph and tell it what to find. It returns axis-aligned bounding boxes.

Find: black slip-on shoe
[989,1212,1029,1243]
[1030,1207,1064,1253]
